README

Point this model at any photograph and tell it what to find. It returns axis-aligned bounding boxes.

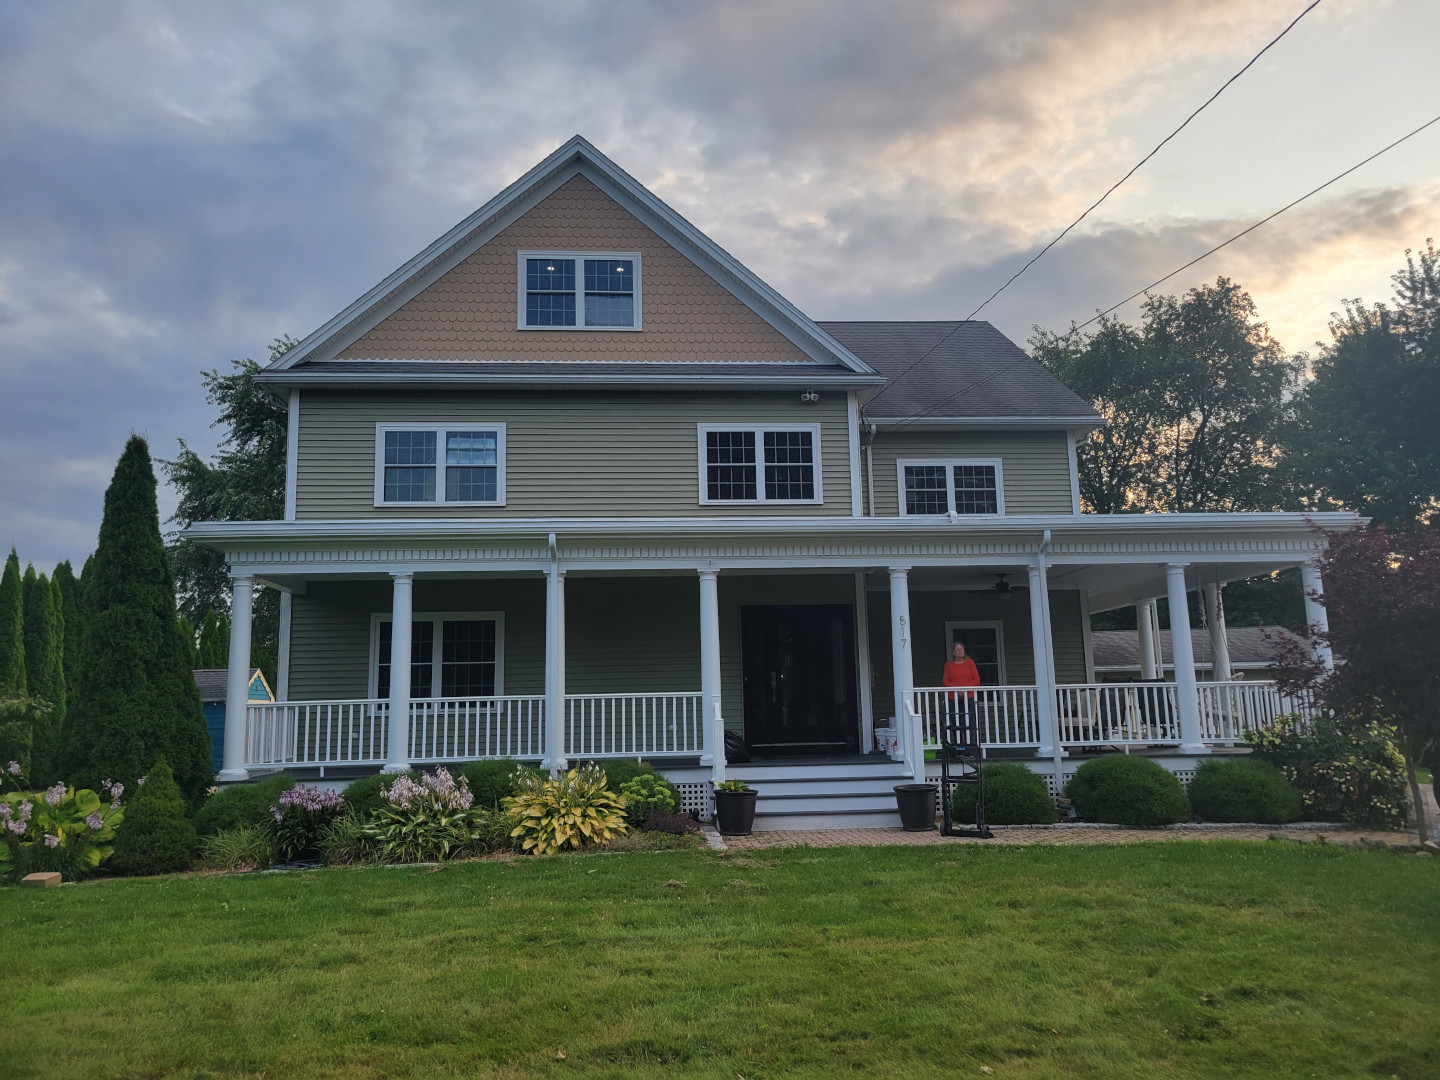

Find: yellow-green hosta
[503,765,628,855]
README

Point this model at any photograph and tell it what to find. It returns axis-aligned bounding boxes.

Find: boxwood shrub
[948,762,1056,825]
[1065,755,1189,828]
[1188,757,1302,824]
[193,774,295,837]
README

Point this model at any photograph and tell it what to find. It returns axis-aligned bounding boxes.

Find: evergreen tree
[52,561,82,704]
[195,608,231,669]
[21,565,64,785]
[108,757,197,877]
[177,614,198,669]
[62,436,214,806]
[0,550,25,695]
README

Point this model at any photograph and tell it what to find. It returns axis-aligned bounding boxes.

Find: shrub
[503,765,627,855]
[641,808,702,835]
[199,824,273,871]
[1188,758,1303,824]
[600,829,703,852]
[0,775,124,883]
[456,760,543,810]
[1065,755,1190,828]
[271,784,346,861]
[1245,716,1407,828]
[362,767,496,862]
[591,759,653,790]
[193,774,296,837]
[321,814,380,866]
[948,762,1056,825]
[109,759,198,876]
[341,770,419,820]
[618,773,680,827]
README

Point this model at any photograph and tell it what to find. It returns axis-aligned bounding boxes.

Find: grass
[3,842,1437,1079]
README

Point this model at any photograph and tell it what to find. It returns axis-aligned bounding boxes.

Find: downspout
[863,420,877,517]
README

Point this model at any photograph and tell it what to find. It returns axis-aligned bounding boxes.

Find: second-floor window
[375,424,506,506]
[520,251,641,329]
[699,425,822,504]
[898,459,1003,515]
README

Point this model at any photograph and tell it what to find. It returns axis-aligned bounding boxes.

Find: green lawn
[3,842,1437,1079]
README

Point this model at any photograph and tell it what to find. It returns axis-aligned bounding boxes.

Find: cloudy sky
[2,0,1437,570]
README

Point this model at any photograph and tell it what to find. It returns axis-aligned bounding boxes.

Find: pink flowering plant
[1,769,125,883]
[361,766,500,862]
[270,784,346,861]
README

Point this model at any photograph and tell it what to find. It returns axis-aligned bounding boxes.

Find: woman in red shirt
[942,640,981,733]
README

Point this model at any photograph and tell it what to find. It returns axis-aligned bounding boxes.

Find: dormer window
[519,251,641,329]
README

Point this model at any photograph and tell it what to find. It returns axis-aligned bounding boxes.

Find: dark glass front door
[741,605,858,753]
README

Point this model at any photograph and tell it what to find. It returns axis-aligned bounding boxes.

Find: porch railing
[565,692,704,758]
[1195,681,1313,742]
[408,696,546,762]
[1054,683,1182,746]
[912,687,1043,749]
[245,699,390,766]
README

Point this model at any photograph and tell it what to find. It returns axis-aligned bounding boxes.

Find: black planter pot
[715,789,758,835]
[894,783,938,831]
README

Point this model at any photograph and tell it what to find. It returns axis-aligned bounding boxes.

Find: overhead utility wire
[862,0,1323,414]
[885,111,1440,433]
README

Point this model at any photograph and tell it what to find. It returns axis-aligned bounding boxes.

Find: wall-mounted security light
[800,389,820,403]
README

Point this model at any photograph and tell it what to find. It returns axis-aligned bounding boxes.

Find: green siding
[868,430,1074,515]
[296,390,852,519]
[565,577,700,693]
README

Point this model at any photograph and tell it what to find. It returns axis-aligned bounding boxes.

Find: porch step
[728,761,922,830]
[752,808,904,831]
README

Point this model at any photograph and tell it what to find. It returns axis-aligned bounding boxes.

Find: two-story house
[187,137,1353,829]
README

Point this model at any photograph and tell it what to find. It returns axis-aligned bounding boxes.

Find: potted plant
[713,778,758,835]
[893,782,938,831]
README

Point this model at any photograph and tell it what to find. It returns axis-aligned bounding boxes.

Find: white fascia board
[871,416,1105,432]
[256,369,887,390]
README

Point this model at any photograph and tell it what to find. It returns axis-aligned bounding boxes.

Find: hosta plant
[271,784,345,861]
[504,765,628,855]
[617,772,679,827]
[362,767,492,863]
[1,773,124,883]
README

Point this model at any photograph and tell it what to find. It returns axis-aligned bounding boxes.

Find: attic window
[519,251,641,330]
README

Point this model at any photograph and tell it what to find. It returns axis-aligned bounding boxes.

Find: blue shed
[194,669,274,772]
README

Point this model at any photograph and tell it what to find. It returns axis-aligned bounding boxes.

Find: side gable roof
[266,136,874,377]
[822,321,1102,427]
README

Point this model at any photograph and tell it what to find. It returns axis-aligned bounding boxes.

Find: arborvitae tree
[195,608,231,669]
[108,757,197,876]
[0,550,25,695]
[21,566,64,785]
[62,436,214,806]
[177,614,198,668]
[52,560,83,745]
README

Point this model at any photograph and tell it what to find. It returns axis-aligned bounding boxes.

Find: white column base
[1178,743,1211,756]
[217,768,250,782]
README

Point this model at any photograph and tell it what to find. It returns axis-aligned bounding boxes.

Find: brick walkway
[719,823,1411,851]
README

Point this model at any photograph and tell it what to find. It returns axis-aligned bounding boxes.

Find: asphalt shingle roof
[818,320,1101,422]
[1092,626,1306,670]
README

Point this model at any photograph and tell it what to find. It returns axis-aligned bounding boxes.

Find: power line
[886,111,1440,432]
[861,1,1323,420]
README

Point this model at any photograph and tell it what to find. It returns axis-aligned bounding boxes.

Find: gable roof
[262,136,876,381]
[821,321,1102,428]
[193,668,269,702]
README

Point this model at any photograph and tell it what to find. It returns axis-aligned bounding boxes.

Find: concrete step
[739,775,914,797]
[754,789,903,813]
[728,762,909,781]
[751,808,905,831]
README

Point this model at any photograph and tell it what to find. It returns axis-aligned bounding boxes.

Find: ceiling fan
[990,573,1013,598]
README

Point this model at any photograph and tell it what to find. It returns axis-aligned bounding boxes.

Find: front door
[741,605,858,754]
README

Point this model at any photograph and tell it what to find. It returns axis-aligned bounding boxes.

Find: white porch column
[276,589,293,701]
[219,574,254,781]
[698,569,722,771]
[1165,563,1209,755]
[887,568,920,776]
[1300,560,1334,671]
[1202,583,1233,682]
[854,570,875,754]
[1028,563,1062,764]
[383,573,414,773]
[1136,599,1159,681]
[544,567,568,773]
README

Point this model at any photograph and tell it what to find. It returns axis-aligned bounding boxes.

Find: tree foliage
[195,609,231,669]
[108,758,197,877]
[61,436,214,807]
[1032,278,1301,514]
[0,550,25,696]
[161,340,294,688]
[1288,242,1440,529]
[21,565,64,785]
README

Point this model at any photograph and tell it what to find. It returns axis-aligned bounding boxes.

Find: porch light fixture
[800,389,819,403]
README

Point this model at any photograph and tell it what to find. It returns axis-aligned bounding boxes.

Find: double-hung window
[698,424,822,504]
[897,459,1003,516]
[375,424,505,506]
[374,613,503,699]
[519,251,641,329]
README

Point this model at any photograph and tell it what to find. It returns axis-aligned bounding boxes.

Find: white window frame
[516,250,644,331]
[896,458,1004,516]
[944,620,1008,685]
[697,423,824,505]
[368,611,506,699]
[373,423,507,508]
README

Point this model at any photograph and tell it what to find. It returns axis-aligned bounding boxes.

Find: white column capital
[697,567,718,581]
[390,571,414,583]
[230,572,254,585]
[888,566,911,579]
[1165,561,1190,573]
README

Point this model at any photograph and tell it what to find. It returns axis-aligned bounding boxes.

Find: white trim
[871,416,1103,431]
[943,620,1008,684]
[276,590,292,701]
[373,423,507,507]
[284,389,299,522]
[515,250,643,331]
[259,369,886,390]
[696,423,824,506]
[1066,431,1082,515]
[896,458,1005,517]
[368,610,507,699]
[846,392,862,517]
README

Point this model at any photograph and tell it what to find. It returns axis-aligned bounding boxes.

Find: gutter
[254,370,889,391]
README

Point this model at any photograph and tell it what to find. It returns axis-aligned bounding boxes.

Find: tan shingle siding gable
[336,175,810,363]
